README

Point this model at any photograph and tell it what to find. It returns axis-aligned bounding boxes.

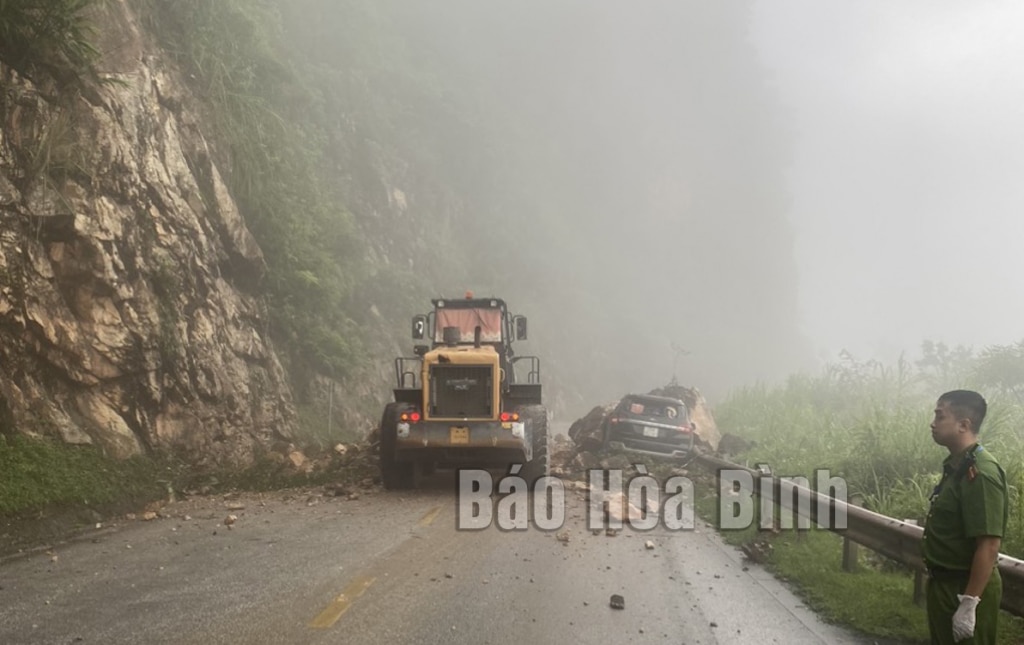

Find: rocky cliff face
[0,2,295,466]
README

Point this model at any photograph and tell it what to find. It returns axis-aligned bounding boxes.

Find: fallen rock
[648,383,721,451]
[740,538,773,563]
[642,495,660,515]
[599,454,632,471]
[568,405,614,452]
[324,483,350,497]
[571,451,601,470]
[601,491,646,523]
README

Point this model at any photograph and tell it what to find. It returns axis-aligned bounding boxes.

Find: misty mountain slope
[153,0,811,414]
[287,0,810,406]
[0,0,808,460]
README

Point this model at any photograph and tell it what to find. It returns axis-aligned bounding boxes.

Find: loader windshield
[434,307,504,343]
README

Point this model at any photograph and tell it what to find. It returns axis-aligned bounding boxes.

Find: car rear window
[622,399,685,420]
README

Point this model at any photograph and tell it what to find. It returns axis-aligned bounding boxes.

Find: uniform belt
[926,565,970,580]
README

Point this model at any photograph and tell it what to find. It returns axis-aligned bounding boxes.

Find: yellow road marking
[418,506,441,526]
[417,507,442,528]
[309,575,376,629]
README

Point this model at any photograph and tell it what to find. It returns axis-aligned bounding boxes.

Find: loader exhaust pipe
[442,326,460,346]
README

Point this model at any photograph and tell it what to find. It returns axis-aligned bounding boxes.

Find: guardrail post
[905,520,929,606]
[842,493,864,572]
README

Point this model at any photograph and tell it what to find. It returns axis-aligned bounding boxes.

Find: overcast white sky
[750,0,1024,363]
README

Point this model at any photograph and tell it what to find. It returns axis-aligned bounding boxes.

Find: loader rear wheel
[379,403,414,490]
[521,405,549,485]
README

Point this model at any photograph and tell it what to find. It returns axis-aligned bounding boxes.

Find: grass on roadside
[715,349,1024,557]
[0,434,376,524]
[0,435,168,517]
[693,478,1024,644]
[768,530,928,641]
[209,449,377,493]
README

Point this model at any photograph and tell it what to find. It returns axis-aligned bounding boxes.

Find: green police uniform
[922,444,1008,644]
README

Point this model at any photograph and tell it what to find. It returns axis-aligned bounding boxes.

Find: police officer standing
[923,390,1008,644]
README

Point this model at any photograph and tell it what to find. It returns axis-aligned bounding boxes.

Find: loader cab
[398,295,540,406]
[412,297,521,349]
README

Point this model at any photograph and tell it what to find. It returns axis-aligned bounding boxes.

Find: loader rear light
[500,412,520,422]
[400,411,422,423]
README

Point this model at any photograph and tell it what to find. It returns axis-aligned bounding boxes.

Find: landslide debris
[553,383,774,566]
[566,382,722,455]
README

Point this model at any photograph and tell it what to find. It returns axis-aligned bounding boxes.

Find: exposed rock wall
[0,2,295,466]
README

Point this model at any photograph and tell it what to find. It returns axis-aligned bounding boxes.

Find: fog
[752,0,1024,362]
[376,0,805,407]
[285,1,1024,409]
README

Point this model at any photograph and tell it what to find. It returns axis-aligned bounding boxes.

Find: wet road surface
[0,472,877,644]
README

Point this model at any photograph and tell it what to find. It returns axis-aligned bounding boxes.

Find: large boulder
[567,404,615,453]
[647,383,721,452]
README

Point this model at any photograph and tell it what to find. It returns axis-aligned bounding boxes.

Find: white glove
[952,594,980,642]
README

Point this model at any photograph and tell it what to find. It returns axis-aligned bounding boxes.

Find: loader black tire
[520,404,550,485]
[379,403,414,490]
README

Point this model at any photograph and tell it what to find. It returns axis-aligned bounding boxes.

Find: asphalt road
[0,472,877,645]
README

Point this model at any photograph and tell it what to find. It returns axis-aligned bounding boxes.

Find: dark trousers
[926,568,1002,644]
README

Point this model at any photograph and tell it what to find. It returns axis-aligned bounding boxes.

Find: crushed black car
[601,393,695,459]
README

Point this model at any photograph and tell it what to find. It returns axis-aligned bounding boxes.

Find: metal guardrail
[693,453,1024,617]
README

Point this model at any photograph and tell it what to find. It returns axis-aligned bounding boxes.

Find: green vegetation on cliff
[142,1,810,406]
[142,0,368,379]
[138,1,487,385]
[0,0,99,78]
